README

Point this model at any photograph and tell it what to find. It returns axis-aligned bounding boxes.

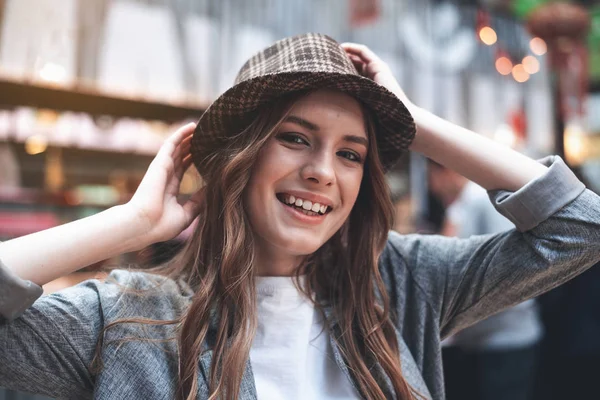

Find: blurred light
[495,56,513,75]
[25,135,48,155]
[530,37,547,56]
[64,191,82,206]
[479,26,497,45]
[512,64,530,83]
[38,63,67,83]
[564,122,586,166]
[522,55,540,74]
[494,124,517,148]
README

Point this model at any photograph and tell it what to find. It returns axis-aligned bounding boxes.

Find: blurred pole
[552,72,565,160]
[169,0,196,99]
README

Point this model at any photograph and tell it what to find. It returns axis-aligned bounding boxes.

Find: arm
[0,270,104,398]
[0,123,204,319]
[409,108,547,191]
[342,43,547,192]
[382,157,600,338]
[341,44,600,336]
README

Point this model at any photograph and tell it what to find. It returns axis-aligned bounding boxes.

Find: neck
[254,244,305,276]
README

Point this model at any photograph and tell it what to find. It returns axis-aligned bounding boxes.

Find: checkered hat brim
[191,33,415,174]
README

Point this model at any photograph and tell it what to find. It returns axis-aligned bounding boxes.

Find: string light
[522,55,540,74]
[495,56,513,75]
[530,37,547,56]
[512,64,530,83]
[479,27,497,45]
[477,15,543,79]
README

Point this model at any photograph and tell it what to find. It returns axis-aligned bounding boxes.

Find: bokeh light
[512,64,530,83]
[479,27,497,45]
[530,37,547,56]
[564,122,586,166]
[522,55,540,74]
[495,56,513,75]
[25,135,48,155]
[38,63,67,83]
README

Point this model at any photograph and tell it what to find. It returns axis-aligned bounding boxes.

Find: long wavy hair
[92,91,419,400]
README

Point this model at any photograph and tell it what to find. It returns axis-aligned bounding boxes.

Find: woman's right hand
[127,122,205,245]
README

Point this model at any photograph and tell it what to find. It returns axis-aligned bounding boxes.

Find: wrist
[108,204,156,252]
[408,106,434,154]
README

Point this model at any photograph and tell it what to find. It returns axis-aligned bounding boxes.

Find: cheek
[335,171,364,221]
[244,142,291,222]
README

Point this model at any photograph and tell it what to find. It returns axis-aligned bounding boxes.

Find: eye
[277,132,309,146]
[337,150,362,163]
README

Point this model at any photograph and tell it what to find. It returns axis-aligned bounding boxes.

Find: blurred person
[1,33,599,400]
[392,193,416,234]
[532,171,600,400]
[533,262,600,400]
[428,161,542,400]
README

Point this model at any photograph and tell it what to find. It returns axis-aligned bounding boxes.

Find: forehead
[287,90,366,133]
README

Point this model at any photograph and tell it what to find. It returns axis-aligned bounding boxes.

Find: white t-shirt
[250,276,359,399]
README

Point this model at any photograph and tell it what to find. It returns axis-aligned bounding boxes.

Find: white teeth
[282,194,330,214]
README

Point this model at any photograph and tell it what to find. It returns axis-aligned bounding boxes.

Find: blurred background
[0,0,599,399]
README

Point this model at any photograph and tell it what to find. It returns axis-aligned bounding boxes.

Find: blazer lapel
[323,304,396,399]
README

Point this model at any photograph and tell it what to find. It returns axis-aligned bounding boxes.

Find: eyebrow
[285,115,319,131]
[284,115,369,149]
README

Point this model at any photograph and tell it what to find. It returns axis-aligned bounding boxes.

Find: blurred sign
[589,7,600,82]
[511,0,553,19]
[350,0,381,26]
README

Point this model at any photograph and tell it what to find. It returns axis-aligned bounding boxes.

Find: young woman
[1,33,599,400]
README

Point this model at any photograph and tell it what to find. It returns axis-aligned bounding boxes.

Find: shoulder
[379,231,453,289]
[381,230,460,267]
[379,231,476,297]
[45,269,193,323]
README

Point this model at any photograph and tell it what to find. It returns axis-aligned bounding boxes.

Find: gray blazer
[1,156,599,399]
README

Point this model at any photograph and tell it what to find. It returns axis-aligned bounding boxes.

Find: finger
[180,133,193,146]
[347,54,365,73]
[172,151,192,184]
[173,136,193,162]
[175,154,194,181]
[341,43,380,64]
[166,122,197,148]
[182,187,206,221]
[155,123,195,163]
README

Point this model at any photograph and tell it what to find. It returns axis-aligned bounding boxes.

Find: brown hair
[92,91,420,399]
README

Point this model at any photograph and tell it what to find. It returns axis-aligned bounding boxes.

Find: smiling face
[244,90,369,273]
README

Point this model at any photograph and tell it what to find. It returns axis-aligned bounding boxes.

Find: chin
[272,233,325,257]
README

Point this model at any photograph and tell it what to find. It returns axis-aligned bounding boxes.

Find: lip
[278,190,335,209]
[279,199,328,226]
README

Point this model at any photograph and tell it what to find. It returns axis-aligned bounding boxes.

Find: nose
[300,152,336,186]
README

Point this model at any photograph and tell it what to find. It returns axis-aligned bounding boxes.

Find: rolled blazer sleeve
[0,275,102,399]
[383,156,600,338]
[0,258,43,321]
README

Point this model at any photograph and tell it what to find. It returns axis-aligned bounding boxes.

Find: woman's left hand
[341,43,413,110]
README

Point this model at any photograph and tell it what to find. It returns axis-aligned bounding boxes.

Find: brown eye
[337,150,362,163]
[278,133,309,146]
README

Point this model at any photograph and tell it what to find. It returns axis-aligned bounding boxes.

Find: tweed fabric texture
[191,33,415,174]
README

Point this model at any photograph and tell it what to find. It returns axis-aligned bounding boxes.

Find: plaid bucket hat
[190,32,416,174]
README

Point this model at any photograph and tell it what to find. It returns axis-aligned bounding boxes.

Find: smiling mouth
[276,193,332,216]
